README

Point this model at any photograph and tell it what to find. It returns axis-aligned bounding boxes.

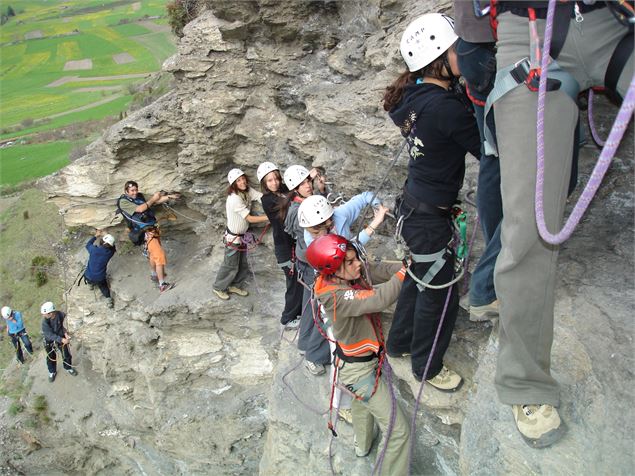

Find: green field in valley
[0,0,176,187]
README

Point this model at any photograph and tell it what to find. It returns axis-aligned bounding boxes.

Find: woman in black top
[383,13,481,391]
[258,162,302,328]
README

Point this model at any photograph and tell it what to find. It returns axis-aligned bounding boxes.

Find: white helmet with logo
[298,195,334,228]
[257,162,279,183]
[41,301,55,314]
[400,13,457,72]
[227,168,245,185]
[102,234,116,247]
[1,306,12,319]
[283,165,310,191]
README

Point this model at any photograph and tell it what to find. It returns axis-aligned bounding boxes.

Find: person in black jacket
[258,162,302,329]
[84,230,116,308]
[41,301,77,382]
[383,13,481,391]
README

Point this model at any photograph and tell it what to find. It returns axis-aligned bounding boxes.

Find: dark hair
[277,191,297,223]
[124,180,139,192]
[260,170,288,194]
[227,175,250,196]
[382,52,450,112]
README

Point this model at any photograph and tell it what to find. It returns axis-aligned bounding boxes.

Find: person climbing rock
[308,234,410,475]
[213,168,269,301]
[299,193,389,247]
[117,180,180,245]
[258,161,302,329]
[2,306,34,364]
[144,227,174,293]
[41,301,77,382]
[489,0,633,448]
[281,164,329,375]
[383,13,481,391]
[84,229,116,307]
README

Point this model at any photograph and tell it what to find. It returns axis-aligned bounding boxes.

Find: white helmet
[283,165,310,191]
[1,306,12,319]
[41,301,55,314]
[227,168,245,185]
[102,234,115,247]
[298,195,334,228]
[400,13,457,72]
[257,162,279,183]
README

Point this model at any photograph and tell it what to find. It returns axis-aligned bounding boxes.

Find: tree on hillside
[6,5,15,17]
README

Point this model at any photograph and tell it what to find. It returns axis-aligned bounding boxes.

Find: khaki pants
[338,359,410,476]
[493,9,633,405]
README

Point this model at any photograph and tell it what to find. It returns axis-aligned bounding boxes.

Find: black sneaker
[66,368,78,376]
[48,372,57,382]
[159,282,175,293]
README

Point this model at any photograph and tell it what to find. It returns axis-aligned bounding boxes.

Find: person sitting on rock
[258,161,302,329]
[145,227,174,293]
[118,180,180,244]
[84,229,116,308]
[2,305,34,364]
[307,234,410,475]
[213,168,269,301]
[41,301,77,382]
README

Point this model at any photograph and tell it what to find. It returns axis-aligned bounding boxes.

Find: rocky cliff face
[7,0,631,474]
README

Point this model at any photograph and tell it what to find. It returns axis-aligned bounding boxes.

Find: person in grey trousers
[492,1,633,448]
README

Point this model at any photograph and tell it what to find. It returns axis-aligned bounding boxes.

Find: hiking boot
[106,297,114,308]
[338,408,353,425]
[159,282,175,293]
[283,318,300,330]
[387,350,411,358]
[469,299,499,322]
[150,274,159,283]
[66,368,78,376]
[228,286,249,297]
[512,404,567,448]
[213,288,230,300]
[48,372,56,383]
[354,425,379,457]
[417,365,463,392]
[305,360,326,376]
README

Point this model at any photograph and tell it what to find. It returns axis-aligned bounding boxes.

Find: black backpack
[116,194,157,245]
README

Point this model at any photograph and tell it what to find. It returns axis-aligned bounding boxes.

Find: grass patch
[0,141,76,186]
[0,189,65,369]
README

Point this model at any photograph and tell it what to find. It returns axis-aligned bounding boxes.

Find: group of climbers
[2,1,631,469]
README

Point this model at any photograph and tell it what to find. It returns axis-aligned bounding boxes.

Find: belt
[225,227,245,237]
[402,190,451,218]
[335,344,380,363]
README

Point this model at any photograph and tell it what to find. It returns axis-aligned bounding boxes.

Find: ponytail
[383,70,415,112]
[277,191,296,223]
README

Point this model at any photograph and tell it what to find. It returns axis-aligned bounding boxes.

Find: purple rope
[407,284,454,474]
[535,0,635,245]
[372,359,398,476]
[587,89,606,147]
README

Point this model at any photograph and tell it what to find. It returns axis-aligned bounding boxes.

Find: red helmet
[306,234,349,275]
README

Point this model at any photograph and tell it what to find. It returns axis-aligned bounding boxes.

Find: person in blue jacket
[300,192,389,247]
[84,230,116,308]
[2,306,34,364]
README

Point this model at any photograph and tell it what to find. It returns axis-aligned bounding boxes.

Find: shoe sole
[469,310,498,322]
[160,283,176,293]
[213,290,230,300]
[228,291,248,297]
[518,420,567,449]
[387,352,411,358]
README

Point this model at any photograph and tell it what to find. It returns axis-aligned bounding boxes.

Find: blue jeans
[456,39,501,307]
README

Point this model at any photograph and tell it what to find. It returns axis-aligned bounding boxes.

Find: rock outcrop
[8,0,631,474]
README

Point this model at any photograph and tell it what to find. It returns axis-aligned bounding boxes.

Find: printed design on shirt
[353,289,376,300]
[400,110,418,135]
[343,290,355,300]
[407,134,425,160]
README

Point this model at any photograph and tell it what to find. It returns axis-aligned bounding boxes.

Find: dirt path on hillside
[45,94,125,120]
[46,73,150,88]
